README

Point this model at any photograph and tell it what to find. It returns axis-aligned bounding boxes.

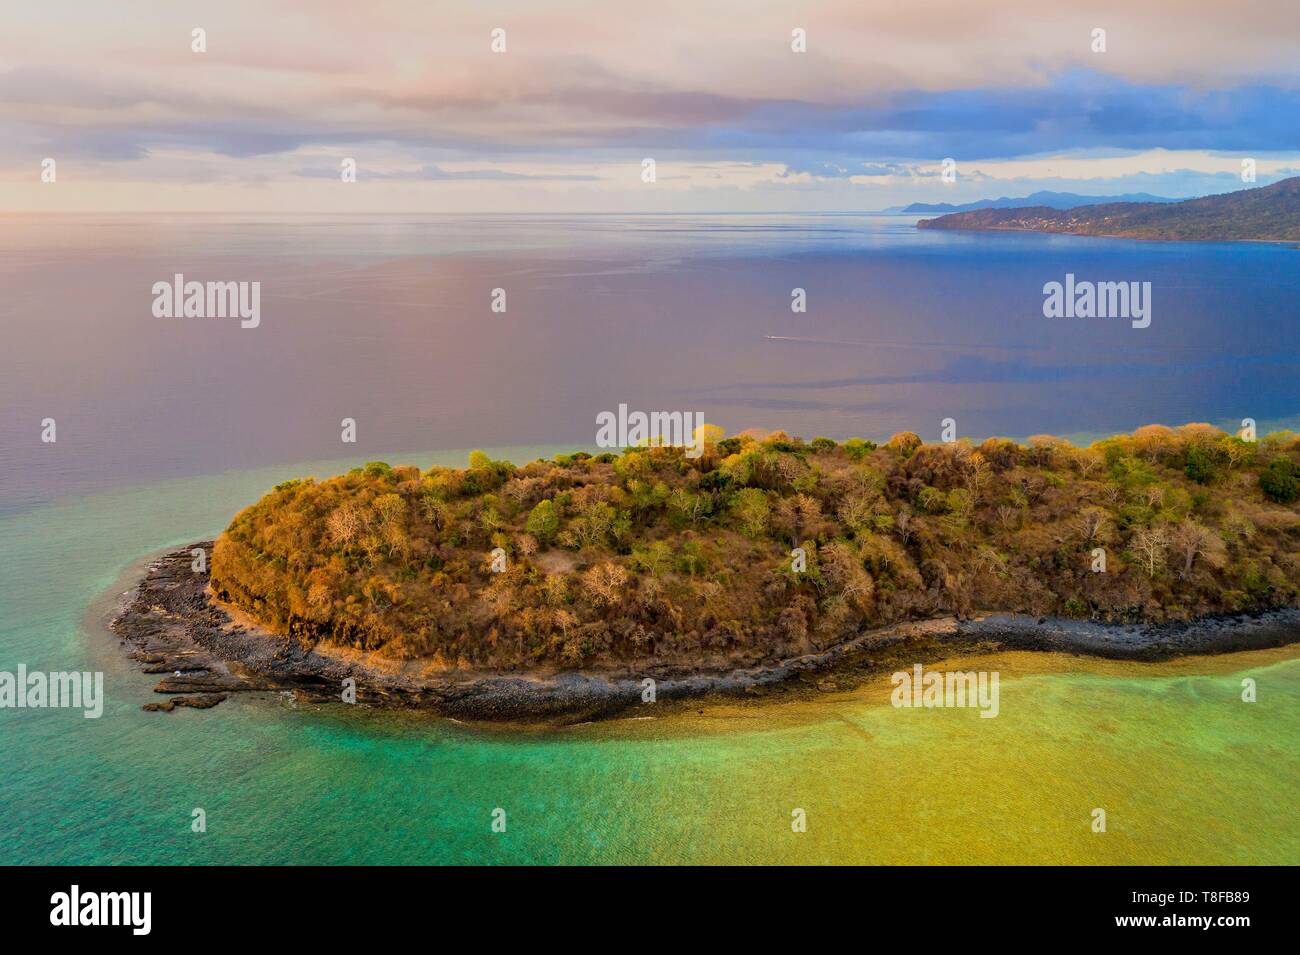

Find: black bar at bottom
[0,865,1285,941]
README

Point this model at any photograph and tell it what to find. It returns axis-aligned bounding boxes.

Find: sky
[2,0,1299,212]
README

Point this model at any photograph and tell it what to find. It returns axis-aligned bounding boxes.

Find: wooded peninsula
[207,424,1300,674]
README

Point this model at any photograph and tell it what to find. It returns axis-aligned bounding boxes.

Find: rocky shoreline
[110,543,1300,723]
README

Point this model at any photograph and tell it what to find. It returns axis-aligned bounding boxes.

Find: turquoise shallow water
[1,449,1297,864]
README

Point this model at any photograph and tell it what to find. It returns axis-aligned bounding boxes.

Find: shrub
[676,540,708,575]
[1062,596,1088,618]
[1259,458,1300,504]
[841,437,877,461]
[916,486,948,514]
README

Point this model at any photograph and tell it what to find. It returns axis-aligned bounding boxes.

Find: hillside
[916,177,1300,241]
[208,426,1300,673]
[898,191,1174,214]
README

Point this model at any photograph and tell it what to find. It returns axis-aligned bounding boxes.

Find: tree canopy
[210,425,1300,671]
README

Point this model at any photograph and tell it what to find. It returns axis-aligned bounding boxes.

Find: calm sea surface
[0,215,1297,863]
[2,213,1298,513]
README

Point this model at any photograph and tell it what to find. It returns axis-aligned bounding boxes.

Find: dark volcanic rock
[143,693,229,712]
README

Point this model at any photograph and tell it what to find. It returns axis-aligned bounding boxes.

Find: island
[916,176,1300,242]
[112,424,1300,720]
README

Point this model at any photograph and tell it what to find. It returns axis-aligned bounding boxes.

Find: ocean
[3,213,1298,513]
[0,214,1297,864]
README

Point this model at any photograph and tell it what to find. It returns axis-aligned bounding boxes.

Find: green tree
[1184,444,1220,484]
[733,487,771,538]
[885,431,922,458]
[526,499,560,543]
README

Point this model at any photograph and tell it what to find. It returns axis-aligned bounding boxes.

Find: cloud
[3,1,1299,210]
[780,160,901,179]
[293,163,600,181]
[17,70,1300,174]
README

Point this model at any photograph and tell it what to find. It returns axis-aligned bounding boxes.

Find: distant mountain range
[892,191,1177,214]
[915,177,1300,242]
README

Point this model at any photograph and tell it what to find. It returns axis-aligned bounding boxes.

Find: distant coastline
[892,190,1177,214]
[917,176,1300,242]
